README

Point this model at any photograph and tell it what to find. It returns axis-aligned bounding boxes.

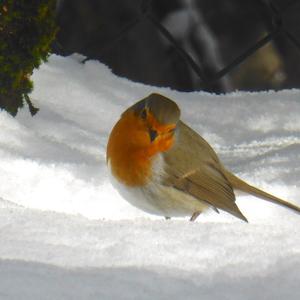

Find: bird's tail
[224,170,300,214]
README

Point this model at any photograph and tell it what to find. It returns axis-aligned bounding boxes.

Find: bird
[106,93,300,222]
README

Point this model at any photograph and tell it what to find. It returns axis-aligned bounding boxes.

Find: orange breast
[107,112,174,187]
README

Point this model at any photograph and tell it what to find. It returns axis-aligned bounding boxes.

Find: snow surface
[0,54,300,299]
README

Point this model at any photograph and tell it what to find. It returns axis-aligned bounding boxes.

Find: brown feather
[123,93,180,125]
[162,121,248,222]
[224,170,300,214]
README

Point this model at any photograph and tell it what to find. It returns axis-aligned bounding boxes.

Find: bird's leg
[165,216,171,220]
[190,212,201,222]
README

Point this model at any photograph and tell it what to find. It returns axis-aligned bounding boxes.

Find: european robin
[107,93,300,222]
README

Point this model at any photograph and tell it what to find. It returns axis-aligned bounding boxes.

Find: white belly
[107,156,208,218]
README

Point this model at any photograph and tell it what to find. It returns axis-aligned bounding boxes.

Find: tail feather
[224,170,300,214]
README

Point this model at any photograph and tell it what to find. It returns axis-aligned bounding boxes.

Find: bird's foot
[190,212,201,222]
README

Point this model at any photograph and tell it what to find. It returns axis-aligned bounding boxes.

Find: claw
[190,212,201,222]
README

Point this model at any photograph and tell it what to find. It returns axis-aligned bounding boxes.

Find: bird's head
[121,93,180,151]
[107,93,180,185]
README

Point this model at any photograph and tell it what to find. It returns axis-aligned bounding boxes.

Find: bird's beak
[149,129,158,142]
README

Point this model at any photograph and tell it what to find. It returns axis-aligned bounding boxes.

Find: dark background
[54,0,300,93]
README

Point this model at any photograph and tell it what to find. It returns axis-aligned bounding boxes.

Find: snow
[0,54,299,299]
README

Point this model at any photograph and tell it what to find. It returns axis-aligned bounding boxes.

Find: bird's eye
[141,109,147,120]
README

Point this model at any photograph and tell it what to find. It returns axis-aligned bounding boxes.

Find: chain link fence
[58,0,300,93]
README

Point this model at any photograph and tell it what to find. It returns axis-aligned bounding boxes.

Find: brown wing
[162,121,247,222]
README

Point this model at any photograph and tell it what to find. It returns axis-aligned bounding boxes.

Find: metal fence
[82,0,300,91]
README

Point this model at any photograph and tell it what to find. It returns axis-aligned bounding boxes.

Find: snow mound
[0,54,299,299]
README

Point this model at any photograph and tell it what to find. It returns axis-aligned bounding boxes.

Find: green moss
[0,0,57,116]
